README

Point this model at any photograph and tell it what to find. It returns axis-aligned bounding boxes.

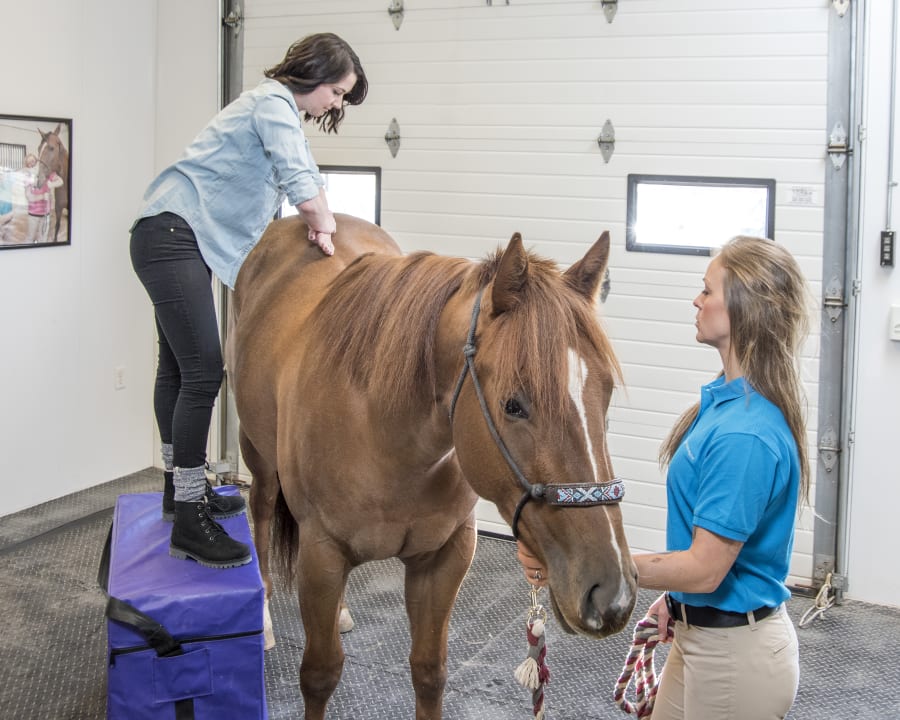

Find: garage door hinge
[222,8,242,35]
[817,428,841,473]
[827,121,852,170]
[832,0,850,18]
[601,0,618,23]
[823,276,846,323]
[597,119,615,163]
[385,118,401,158]
[388,0,404,30]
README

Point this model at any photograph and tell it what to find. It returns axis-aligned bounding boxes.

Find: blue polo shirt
[667,375,801,612]
[135,79,324,288]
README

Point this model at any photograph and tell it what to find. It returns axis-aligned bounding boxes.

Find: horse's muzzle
[548,580,636,639]
[587,582,637,636]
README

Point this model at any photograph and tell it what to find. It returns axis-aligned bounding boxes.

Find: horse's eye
[504,398,529,420]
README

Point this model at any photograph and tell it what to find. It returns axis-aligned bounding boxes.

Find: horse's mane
[307,248,621,422]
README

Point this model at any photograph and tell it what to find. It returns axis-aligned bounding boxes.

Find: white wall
[845,2,900,607]
[0,0,218,515]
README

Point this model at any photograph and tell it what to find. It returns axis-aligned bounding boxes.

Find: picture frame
[0,114,72,249]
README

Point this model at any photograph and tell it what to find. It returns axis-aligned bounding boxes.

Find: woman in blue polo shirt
[517,235,809,719]
[130,33,367,569]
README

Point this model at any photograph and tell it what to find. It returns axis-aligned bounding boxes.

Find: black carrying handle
[104,596,184,657]
[99,521,195,720]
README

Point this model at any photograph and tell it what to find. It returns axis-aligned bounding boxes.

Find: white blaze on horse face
[569,349,629,595]
[567,348,600,482]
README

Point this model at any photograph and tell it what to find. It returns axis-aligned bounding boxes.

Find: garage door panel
[386,57,826,86]
[242,1,827,584]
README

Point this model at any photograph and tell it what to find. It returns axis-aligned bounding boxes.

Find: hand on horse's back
[307,228,334,256]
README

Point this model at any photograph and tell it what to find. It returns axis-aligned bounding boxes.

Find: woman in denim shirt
[516,236,810,719]
[130,33,367,568]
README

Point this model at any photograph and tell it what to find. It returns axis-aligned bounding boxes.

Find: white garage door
[236,0,838,588]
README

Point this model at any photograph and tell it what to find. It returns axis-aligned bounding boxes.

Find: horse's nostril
[588,583,637,633]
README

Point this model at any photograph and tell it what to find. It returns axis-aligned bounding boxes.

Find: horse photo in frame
[0,114,71,249]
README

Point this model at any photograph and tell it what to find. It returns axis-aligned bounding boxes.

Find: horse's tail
[270,486,299,589]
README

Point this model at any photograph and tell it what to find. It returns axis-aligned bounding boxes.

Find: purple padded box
[105,489,267,719]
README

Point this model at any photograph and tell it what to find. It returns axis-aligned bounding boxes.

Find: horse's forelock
[481,260,620,425]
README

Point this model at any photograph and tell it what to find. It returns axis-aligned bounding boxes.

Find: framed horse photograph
[0,114,72,250]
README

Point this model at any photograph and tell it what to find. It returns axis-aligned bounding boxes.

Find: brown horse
[230,214,638,720]
[36,124,69,243]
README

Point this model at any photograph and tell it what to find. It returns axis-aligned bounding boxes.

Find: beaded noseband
[448,288,625,539]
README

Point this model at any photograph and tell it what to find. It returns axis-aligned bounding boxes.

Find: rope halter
[448,287,625,539]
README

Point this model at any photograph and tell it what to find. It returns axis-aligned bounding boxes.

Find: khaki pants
[651,606,799,720]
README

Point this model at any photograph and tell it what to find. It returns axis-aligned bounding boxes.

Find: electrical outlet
[890,306,900,342]
[114,366,126,390]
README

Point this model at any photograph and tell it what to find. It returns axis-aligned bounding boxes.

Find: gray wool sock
[161,443,174,473]
[173,465,207,503]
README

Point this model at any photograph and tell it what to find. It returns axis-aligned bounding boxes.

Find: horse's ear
[491,232,528,316]
[564,231,610,301]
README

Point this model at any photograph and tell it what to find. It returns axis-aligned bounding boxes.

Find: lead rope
[515,585,551,718]
[798,572,836,628]
[613,616,672,718]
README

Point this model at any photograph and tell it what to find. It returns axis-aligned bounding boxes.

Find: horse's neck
[369,394,456,470]
[366,288,476,468]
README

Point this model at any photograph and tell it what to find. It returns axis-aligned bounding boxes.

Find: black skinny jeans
[130,212,224,470]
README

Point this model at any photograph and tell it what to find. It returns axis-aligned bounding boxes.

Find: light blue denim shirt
[136,79,323,288]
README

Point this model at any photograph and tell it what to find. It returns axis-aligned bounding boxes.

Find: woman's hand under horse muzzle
[517,540,548,587]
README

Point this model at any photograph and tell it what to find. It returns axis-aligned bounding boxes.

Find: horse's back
[230,214,401,448]
[235,213,400,305]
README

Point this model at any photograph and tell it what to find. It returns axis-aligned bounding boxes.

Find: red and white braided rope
[515,616,551,718]
[613,616,669,718]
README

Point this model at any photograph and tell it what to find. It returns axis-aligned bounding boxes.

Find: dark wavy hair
[264,33,367,134]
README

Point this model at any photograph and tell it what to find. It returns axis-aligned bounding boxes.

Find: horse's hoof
[339,607,355,634]
[263,601,276,650]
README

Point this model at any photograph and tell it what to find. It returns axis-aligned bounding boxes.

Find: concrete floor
[1,469,898,719]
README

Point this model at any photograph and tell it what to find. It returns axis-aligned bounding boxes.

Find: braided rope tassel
[613,616,668,718]
[515,616,551,718]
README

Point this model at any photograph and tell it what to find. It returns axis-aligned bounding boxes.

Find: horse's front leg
[403,514,478,720]
[240,430,279,649]
[297,527,351,720]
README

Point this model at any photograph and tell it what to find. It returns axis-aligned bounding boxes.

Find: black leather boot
[163,476,245,522]
[204,481,247,519]
[162,471,175,521]
[169,501,252,569]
